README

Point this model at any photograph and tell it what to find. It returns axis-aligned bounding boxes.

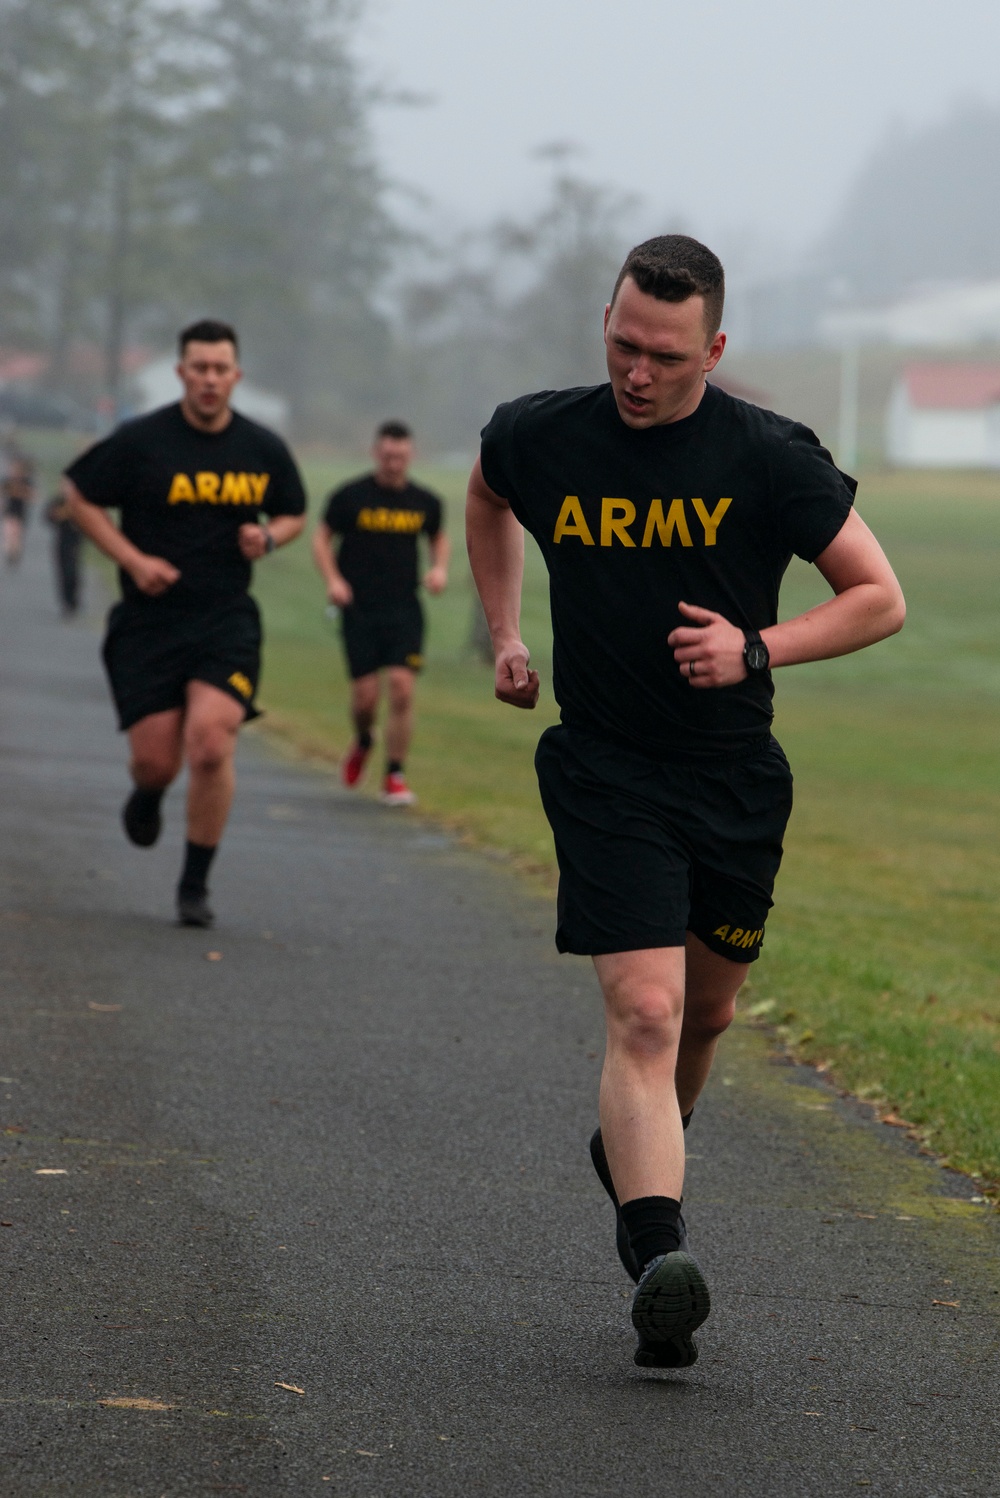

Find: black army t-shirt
[323,474,443,608]
[480,381,856,758]
[66,403,306,607]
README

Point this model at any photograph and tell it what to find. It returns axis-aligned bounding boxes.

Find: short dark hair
[178,319,239,354]
[611,235,725,338]
[376,420,412,441]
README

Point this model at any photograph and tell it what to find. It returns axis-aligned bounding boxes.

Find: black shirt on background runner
[480,381,855,759]
[65,403,306,608]
[323,474,443,608]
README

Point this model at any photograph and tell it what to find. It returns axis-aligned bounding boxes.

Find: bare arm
[311,520,353,606]
[63,477,180,596]
[667,508,906,688]
[238,512,306,560]
[465,457,539,708]
[424,529,451,595]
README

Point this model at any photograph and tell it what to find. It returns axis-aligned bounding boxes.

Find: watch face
[745,641,769,672]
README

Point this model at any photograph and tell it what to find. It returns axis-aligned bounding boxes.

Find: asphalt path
[2,529,999,1498]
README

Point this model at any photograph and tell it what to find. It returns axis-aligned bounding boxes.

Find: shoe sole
[381,793,416,806]
[631,1253,710,1343]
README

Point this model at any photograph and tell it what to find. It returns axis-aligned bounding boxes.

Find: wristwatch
[742,628,770,674]
[262,526,276,554]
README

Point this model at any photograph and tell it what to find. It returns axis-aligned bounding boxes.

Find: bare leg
[385,666,415,763]
[4,517,24,565]
[675,933,748,1117]
[350,673,380,743]
[127,708,185,791]
[595,946,688,1203]
[182,681,244,846]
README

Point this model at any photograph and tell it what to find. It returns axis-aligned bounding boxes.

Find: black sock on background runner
[620,1196,683,1271]
[358,730,373,750]
[387,759,403,775]
[180,840,216,894]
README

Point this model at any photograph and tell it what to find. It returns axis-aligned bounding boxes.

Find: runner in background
[312,421,449,806]
[45,492,83,616]
[63,319,307,927]
[2,441,37,567]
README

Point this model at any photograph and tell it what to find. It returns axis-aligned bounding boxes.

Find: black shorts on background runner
[102,596,262,730]
[341,599,425,678]
[535,724,793,961]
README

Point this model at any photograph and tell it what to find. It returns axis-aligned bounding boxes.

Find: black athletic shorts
[102,594,262,731]
[341,599,425,679]
[4,497,27,521]
[534,723,793,962]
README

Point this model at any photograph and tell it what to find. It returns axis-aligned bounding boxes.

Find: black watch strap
[742,628,770,674]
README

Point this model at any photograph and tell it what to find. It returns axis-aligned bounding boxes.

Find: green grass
[253,462,1000,1186]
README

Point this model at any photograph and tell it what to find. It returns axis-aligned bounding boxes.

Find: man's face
[176,340,241,424]
[603,277,725,428]
[373,437,413,488]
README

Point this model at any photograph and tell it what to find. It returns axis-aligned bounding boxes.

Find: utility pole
[837,337,860,472]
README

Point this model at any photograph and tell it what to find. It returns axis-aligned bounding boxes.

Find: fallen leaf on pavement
[35,1168,68,1176]
[273,1382,304,1395]
[881,1113,914,1128]
[355,1450,378,1457]
[932,1299,960,1308]
[206,951,223,962]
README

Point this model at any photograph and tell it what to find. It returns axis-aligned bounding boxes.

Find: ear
[703,331,726,374]
[603,302,612,337]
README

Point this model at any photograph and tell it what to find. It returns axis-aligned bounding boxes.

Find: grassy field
[253,462,1000,1188]
[19,430,1000,1186]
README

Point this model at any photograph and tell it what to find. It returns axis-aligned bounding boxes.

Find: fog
[355,0,1000,260]
[2,0,999,448]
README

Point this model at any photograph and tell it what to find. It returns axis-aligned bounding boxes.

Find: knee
[387,673,414,711]
[682,993,737,1043]
[186,726,235,776]
[352,679,380,717]
[606,980,685,1061]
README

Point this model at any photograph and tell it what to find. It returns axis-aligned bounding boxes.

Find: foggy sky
[353,0,1000,267]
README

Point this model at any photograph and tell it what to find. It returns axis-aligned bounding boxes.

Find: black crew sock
[357,730,373,750]
[179,840,217,895]
[132,786,164,817]
[682,1109,694,1131]
[620,1195,683,1273]
[386,759,403,776]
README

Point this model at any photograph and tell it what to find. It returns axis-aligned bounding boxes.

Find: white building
[886,363,1000,469]
[822,280,1000,348]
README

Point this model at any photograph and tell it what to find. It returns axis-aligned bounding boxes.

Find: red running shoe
[381,771,416,806]
[341,740,371,787]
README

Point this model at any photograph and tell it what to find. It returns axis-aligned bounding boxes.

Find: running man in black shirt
[312,420,449,805]
[467,236,905,1368]
[64,319,307,927]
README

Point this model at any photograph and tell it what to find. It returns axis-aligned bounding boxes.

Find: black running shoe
[177,888,214,928]
[589,1127,689,1282]
[631,1251,710,1370]
[122,788,163,848]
